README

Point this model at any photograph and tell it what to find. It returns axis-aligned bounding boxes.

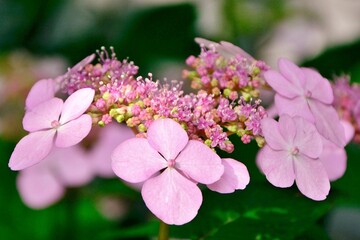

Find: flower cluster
[7,38,357,226]
[183,38,269,101]
[58,45,267,152]
[332,75,360,143]
[257,58,352,200]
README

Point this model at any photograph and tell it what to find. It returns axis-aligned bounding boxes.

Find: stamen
[51,120,60,128]
[305,90,312,98]
[167,159,176,168]
[291,146,299,155]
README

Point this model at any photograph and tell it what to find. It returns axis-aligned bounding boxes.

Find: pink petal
[260,117,288,150]
[278,115,296,145]
[59,88,95,124]
[195,37,218,48]
[194,38,255,62]
[319,146,347,181]
[278,58,305,89]
[90,123,134,177]
[257,146,295,188]
[207,158,250,193]
[9,130,55,170]
[341,120,355,144]
[294,154,330,201]
[302,68,333,104]
[25,79,56,110]
[219,41,255,62]
[308,100,345,147]
[319,140,347,181]
[112,138,167,183]
[55,114,92,148]
[17,167,64,209]
[175,140,223,184]
[23,98,63,132]
[293,116,323,159]
[51,146,93,186]
[71,54,95,72]
[141,168,202,225]
[275,95,314,122]
[147,118,188,160]
[264,70,301,98]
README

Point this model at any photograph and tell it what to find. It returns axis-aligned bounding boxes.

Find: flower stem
[158,220,169,240]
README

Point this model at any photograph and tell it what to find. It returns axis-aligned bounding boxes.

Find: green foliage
[302,40,360,83]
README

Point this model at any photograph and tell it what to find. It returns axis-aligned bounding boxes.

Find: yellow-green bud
[252,66,260,75]
[138,124,146,132]
[237,128,246,137]
[116,115,125,123]
[187,71,198,79]
[204,139,212,147]
[126,118,134,127]
[98,120,105,127]
[255,136,265,148]
[242,92,251,101]
[109,109,119,117]
[102,92,110,100]
[136,100,144,108]
[227,125,238,133]
[180,122,188,131]
[210,78,218,87]
[170,107,178,115]
[223,88,231,97]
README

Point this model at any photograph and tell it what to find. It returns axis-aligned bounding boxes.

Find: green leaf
[170,182,333,239]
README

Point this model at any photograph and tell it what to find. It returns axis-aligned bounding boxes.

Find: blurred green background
[1,0,360,239]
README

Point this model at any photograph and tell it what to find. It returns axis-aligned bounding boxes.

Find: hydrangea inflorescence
[58,44,268,153]
[8,39,356,225]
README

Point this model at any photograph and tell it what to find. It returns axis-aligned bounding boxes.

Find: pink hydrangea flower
[89,123,134,178]
[264,58,345,147]
[111,118,224,225]
[17,146,93,209]
[207,158,250,194]
[9,88,95,170]
[257,115,330,201]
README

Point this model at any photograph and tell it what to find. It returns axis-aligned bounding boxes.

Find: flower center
[51,120,60,129]
[305,90,312,98]
[291,146,299,156]
[167,159,176,168]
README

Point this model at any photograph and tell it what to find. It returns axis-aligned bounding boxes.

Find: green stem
[158,220,169,240]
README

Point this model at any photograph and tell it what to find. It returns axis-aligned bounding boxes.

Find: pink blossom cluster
[257,58,353,201]
[58,47,267,152]
[183,38,269,100]
[332,75,360,143]
[60,47,139,95]
[7,38,356,226]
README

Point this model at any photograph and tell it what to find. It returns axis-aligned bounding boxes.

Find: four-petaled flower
[9,88,95,170]
[257,115,330,201]
[111,118,225,225]
[17,146,93,209]
[264,58,345,147]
